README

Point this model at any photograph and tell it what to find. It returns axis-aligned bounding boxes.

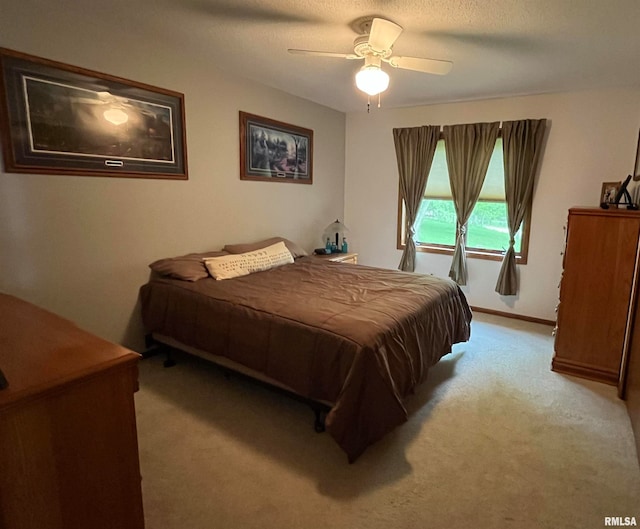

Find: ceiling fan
[288,16,453,99]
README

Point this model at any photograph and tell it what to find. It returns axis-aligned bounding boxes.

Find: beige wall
[345,88,640,321]
[3,2,639,346]
[0,3,346,350]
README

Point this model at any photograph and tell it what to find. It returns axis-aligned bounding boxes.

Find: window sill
[399,243,528,265]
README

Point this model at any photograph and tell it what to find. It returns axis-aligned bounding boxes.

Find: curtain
[495,119,547,295]
[393,125,440,272]
[443,122,500,285]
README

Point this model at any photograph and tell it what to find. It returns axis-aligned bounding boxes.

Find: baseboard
[470,305,555,327]
[551,357,619,385]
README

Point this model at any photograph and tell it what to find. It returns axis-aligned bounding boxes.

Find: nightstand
[313,252,358,264]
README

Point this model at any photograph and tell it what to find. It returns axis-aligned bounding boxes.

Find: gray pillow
[149,250,229,281]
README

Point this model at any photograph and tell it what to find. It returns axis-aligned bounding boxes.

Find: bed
[139,240,472,462]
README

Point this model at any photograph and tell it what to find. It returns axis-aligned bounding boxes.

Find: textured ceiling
[17,0,640,112]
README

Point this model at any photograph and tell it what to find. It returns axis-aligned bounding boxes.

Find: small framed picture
[239,111,313,184]
[601,181,621,206]
[633,129,640,181]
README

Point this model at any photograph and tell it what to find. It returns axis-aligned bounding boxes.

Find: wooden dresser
[0,294,145,529]
[623,291,640,465]
[553,208,640,385]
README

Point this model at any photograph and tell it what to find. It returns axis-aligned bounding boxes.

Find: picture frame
[600,181,621,206]
[633,129,640,181]
[239,111,312,184]
[0,47,188,179]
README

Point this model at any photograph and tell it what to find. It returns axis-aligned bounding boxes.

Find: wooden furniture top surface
[569,207,640,218]
[0,293,139,408]
[312,252,358,262]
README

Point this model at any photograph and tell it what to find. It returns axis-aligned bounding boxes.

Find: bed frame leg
[142,334,162,359]
[163,349,177,368]
[144,333,155,349]
[312,405,326,433]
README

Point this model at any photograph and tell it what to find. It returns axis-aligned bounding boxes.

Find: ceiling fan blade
[368,18,403,52]
[288,49,359,59]
[388,56,453,75]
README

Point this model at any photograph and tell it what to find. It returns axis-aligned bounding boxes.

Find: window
[398,137,531,263]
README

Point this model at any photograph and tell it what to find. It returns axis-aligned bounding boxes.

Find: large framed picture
[239,111,312,184]
[0,47,188,179]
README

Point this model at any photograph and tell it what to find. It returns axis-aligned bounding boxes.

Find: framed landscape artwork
[239,111,313,184]
[0,47,188,179]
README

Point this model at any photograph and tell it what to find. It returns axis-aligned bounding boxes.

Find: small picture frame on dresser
[600,181,621,208]
[633,129,640,181]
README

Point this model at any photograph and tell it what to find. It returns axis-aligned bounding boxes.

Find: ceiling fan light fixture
[355,64,389,96]
[287,15,453,106]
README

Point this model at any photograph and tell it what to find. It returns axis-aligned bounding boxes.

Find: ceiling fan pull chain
[378,92,381,108]
[367,95,371,113]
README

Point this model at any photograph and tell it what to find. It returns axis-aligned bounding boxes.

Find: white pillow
[203,241,294,280]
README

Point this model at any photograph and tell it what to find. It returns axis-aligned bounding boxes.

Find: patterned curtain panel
[443,122,500,285]
[393,125,440,272]
[495,119,547,295]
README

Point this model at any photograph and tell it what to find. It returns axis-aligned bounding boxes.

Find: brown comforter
[139,257,471,462]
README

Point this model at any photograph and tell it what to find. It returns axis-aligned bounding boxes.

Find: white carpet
[135,313,640,528]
